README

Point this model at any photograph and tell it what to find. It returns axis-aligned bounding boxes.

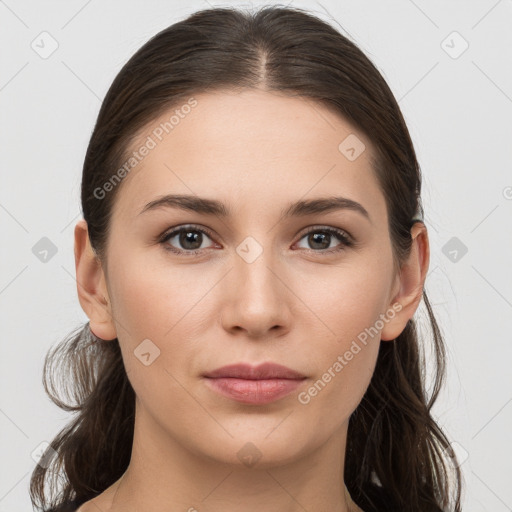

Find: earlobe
[74,219,117,341]
[381,222,430,341]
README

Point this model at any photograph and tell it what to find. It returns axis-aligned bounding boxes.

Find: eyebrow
[139,194,371,222]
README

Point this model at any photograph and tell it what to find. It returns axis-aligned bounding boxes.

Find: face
[91,89,407,468]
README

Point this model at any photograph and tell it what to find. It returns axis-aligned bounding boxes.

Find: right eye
[159,225,218,256]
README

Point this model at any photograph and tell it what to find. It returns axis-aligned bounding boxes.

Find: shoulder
[44,498,83,512]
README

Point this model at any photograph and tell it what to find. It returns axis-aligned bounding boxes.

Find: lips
[203,362,306,380]
[203,363,307,405]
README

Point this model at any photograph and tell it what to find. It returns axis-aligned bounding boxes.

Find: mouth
[202,362,307,405]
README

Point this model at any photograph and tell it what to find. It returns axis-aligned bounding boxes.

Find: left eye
[295,227,353,253]
[159,225,353,256]
[160,225,216,254]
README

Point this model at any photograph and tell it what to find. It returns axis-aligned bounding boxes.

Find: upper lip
[203,362,306,380]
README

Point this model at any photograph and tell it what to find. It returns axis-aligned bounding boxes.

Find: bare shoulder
[74,485,119,512]
[74,496,103,512]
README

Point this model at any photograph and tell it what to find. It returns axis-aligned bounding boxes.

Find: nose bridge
[222,233,291,334]
[234,233,283,300]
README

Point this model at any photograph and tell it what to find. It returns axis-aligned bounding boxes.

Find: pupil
[310,232,329,249]
[180,230,201,250]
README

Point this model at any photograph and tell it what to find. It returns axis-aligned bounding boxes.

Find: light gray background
[1,0,511,510]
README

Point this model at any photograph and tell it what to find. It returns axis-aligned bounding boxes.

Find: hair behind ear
[29,323,135,511]
[346,291,463,511]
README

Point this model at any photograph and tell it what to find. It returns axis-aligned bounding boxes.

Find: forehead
[110,89,385,223]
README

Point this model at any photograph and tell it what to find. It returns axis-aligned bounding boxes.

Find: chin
[194,429,314,470]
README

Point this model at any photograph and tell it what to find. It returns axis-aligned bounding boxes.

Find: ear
[74,219,117,341]
[381,222,430,341]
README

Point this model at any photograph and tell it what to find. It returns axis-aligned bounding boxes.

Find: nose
[220,246,293,340]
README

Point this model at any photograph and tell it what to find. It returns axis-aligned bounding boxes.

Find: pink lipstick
[203,362,307,405]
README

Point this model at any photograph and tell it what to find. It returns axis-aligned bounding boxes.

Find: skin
[74,89,429,512]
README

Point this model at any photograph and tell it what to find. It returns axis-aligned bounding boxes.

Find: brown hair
[30,5,464,511]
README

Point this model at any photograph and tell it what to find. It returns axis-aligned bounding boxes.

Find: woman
[30,5,464,512]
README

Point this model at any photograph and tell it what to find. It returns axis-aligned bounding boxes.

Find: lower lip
[204,377,305,405]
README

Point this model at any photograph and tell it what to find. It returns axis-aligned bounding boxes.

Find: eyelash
[157,224,355,257]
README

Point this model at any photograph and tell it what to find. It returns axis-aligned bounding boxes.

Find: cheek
[109,249,216,339]
[298,290,383,430]
[107,252,219,389]
[298,344,378,440]
[107,259,207,420]
[296,250,392,411]
[301,254,394,342]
